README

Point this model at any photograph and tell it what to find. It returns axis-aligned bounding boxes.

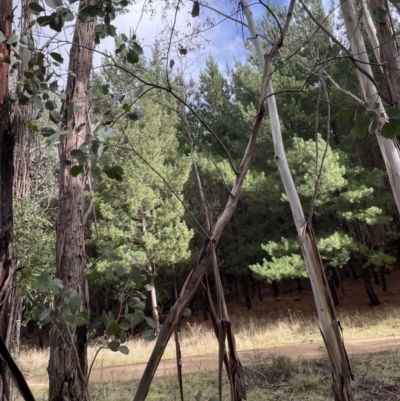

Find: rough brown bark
[0,1,19,399]
[47,3,96,400]
[13,0,37,199]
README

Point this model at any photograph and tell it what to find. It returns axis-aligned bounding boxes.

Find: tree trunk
[132,4,294,399]
[272,280,280,297]
[362,268,380,306]
[242,278,252,310]
[380,266,387,293]
[242,2,354,399]
[297,278,302,293]
[200,287,208,322]
[48,3,96,400]
[13,0,37,199]
[340,0,400,217]
[372,270,380,285]
[0,1,19,399]
[328,277,339,307]
[349,264,358,280]
[147,263,160,336]
[257,284,262,301]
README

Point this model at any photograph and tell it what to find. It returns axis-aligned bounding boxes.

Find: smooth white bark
[341,0,400,216]
[241,1,353,399]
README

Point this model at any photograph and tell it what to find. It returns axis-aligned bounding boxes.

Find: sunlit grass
[21,350,400,401]
[18,303,400,379]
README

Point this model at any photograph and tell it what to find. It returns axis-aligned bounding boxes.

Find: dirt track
[27,335,400,388]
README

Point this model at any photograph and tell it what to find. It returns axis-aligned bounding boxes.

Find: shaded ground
[28,335,400,388]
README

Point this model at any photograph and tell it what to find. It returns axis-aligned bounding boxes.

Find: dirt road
[28,335,400,388]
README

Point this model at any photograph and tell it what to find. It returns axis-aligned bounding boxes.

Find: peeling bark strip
[0,1,21,400]
[47,2,96,400]
[132,5,296,401]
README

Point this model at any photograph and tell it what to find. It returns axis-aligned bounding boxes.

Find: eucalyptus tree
[241,0,354,399]
[0,1,19,399]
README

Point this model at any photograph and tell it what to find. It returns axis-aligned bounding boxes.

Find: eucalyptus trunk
[0,1,19,399]
[241,1,354,399]
[341,0,400,216]
[47,3,96,400]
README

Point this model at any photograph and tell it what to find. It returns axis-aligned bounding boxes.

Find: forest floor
[24,266,400,390]
[27,334,400,388]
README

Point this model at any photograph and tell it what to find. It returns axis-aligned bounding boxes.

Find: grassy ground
[17,304,400,379]
[22,350,400,400]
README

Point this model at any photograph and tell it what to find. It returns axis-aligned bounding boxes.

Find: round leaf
[106,320,120,335]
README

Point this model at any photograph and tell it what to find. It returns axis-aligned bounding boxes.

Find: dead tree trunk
[47,3,96,400]
[0,1,19,400]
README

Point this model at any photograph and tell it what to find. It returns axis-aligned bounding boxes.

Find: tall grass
[18,304,400,379]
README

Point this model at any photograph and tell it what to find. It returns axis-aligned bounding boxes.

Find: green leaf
[50,52,64,64]
[6,33,18,45]
[37,16,52,27]
[179,48,187,55]
[38,307,53,324]
[115,265,125,277]
[369,119,378,134]
[130,266,142,285]
[183,308,191,317]
[96,126,116,142]
[126,109,145,121]
[350,122,367,139]
[37,272,48,292]
[28,121,39,133]
[145,317,156,329]
[0,31,6,43]
[41,127,56,137]
[28,3,45,14]
[121,33,128,42]
[46,0,63,9]
[119,330,126,343]
[49,278,64,295]
[32,95,43,110]
[142,330,156,342]
[21,267,32,279]
[132,42,143,55]
[169,59,175,69]
[118,345,129,355]
[106,320,120,335]
[71,165,84,177]
[191,1,200,17]
[208,396,219,401]
[49,109,62,124]
[195,391,203,401]
[381,122,397,139]
[45,99,57,110]
[49,13,64,32]
[126,49,139,64]
[130,311,145,329]
[76,312,90,327]
[119,319,131,330]
[108,340,120,352]
[2,55,11,64]
[370,6,387,22]
[69,291,82,313]
[101,84,109,95]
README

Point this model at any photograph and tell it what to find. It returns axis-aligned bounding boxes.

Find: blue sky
[11,1,279,82]
[94,1,269,79]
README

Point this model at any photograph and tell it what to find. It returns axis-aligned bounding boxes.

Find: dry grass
[17,304,400,379]
[20,350,400,401]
